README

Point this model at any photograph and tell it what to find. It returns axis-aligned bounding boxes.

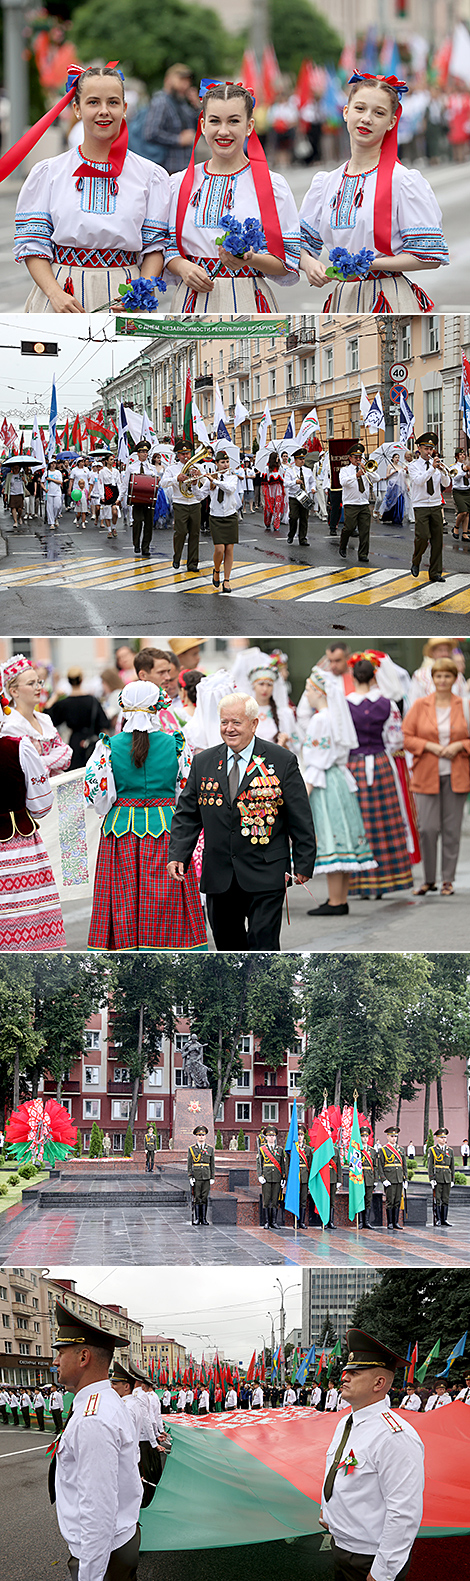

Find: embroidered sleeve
[164,173,185,262]
[14,162,54,261]
[140,164,171,254]
[397,169,450,263]
[19,737,54,818]
[299,172,328,256]
[383,701,404,754]
[271,176,300,279]
[83,736,116,816]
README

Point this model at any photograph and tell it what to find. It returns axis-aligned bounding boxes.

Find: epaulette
[83,1392,101,1417]
[382,1411,402,1433]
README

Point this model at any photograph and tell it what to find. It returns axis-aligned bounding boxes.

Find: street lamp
[267,1310,276,1356]
[274,1279,301,1384]
[1,0,28,154]
[377,317,399,443]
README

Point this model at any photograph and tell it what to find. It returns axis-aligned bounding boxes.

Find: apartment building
[141,1334,187,1375]
[46,1278,143,1371]
[301,1268,383,1350]
[0,1267,52,1387]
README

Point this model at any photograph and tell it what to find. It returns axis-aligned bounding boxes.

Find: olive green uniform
[285,1139,312,1227]
[361,1144,376,1228]
[187,1142,215,1224]
[428,1143,454,1225]
[257,1138,285,1228]
[377,1142,407,1230]
[329,1145,341,1229]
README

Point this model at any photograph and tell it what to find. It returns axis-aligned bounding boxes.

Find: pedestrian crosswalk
[1,553,470,609]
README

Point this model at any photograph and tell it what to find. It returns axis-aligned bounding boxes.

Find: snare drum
[128,473,159,507]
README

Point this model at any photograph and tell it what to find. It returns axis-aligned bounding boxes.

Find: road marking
[383,575,470,608]
[0,1445,46,1458]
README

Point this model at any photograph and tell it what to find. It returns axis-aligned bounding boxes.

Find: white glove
[450,1181,454,1187]
[382,1179,391,1187]
[190,1177,195,1185]
[258,1175,266,1184]
[210,1178,215,1185]
[431,1179,436,1188]
[281,1179,286,1189]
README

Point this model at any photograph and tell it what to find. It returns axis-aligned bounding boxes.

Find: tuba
[178,444,214,498]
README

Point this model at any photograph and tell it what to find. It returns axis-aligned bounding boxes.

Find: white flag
[117,403,129,464]
[192,400,210,446]
[449,22,470,86]
[123,406,144,445]
[213,382,228,431]
[31,413,46,469]
[363,391,385,433]
[399,391,415,445]
[360,382,372,422]
[234,396,250,427]
[141,410,157,445]
[258,399,272,451]
[296,407,321,447]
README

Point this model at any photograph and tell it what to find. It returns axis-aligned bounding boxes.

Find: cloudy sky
[0,315,153,420]
[47,1266,303,1365]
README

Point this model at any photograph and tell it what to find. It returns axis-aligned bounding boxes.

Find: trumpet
[178,444,213,498]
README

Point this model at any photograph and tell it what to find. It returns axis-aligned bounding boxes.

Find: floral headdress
[0,653,33,715]
[347,650,386,673]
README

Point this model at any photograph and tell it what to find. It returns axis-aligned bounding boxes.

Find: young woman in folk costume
[165,81,301,313]
[0,655,69,950]
[11,63,169,312]
[299,73,449,314]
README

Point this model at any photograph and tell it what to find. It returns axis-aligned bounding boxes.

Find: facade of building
[301,1268,383,1351]
[141,1334,187,1376]
[187,0,468,43]
[0,1267,52,1387]
[380,1057,469,1150]
[46,1278,143,1371]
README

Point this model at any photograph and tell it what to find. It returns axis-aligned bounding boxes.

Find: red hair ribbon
[0,60,126,187]
[176,102,286,265]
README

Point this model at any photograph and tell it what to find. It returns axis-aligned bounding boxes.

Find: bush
[7,1174,20,1186]
[237,1128,246,1150]
[424,1128,434,1161]
[124,1124,133,1157]
[74,1127,83,1158]
[88,1122,102,1159]
[215,1129,223,1150]
[455,1171,467,1185]
[0,1182,8,1195]
[18,1164,38,1179]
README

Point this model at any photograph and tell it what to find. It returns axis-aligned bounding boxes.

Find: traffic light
[20,340,59,357]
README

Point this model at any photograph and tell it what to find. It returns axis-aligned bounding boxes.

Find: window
[289,1072,301,1089]
[4,1342,12,1354]
[147,1068,162,1086]
[400,322,411,361]
[219,351,224,371]
[16,1317,28,1330]
[236,1102,251,1122]
[175,1070,190,1086]
[324,347,333,379]
[84,1030,100,1050]
[147,1101,163,1121]
[113,1133,125,1152]
[239,1036,251,1054]
[327,408,334,439]
[270,370,276,396]
[286,362,293,390]
[19,1343,30,1355]
[427,316,440,353]
[111,1100,132,1120]
[424,389,442,451]
[215,1102,225,1121]
[2,1314,10,1328]
[0,1285,6,1299]
[34,1322,40,1333]
[230,384,235,406]
[254,375,261,401]
[346,337,359,374]
[14,1291,27,1305]
[36,1347,42,1356]
[262,1102,279,1122]
[85,1066,100,1085]
[83,1097,101,1120]
[236,1072,251,1088]
[174,1034,188,1051]
[59,1097,72,1115]
[113,1067,131,1083]
[291,1103,305,1122]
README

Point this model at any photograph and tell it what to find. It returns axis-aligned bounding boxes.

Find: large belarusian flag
[308,1117,334,1226]
[348,1097,365,1220]
[138,1405,470,1550]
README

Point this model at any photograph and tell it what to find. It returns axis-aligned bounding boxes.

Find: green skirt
[309,766,377,873]
[209,511,239,546]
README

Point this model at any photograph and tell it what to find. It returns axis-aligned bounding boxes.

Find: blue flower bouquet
[326,247,375,282]
[118,276,167,311]
[215,214,266,257]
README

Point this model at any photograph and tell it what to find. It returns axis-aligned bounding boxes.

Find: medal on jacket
[237,763,283,845]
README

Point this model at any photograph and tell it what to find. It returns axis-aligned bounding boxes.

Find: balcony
[195,374,213,390]
[107,1080,136,1094]
[285,383,317,407]
[43,1079,80,1093]
[227,356,250,375]
[286,324,315,352]
[254,1084,289,1098]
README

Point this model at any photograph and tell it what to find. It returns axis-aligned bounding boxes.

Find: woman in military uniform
[360,1124,377,1229]
[377,1125,407,1231]
[257,1125,286,1229]
[428,1126,454,1226]
[187,1124,215,1224]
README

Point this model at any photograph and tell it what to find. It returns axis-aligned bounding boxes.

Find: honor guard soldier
[0,1386,8,1424]
[321,1327,424,1581]
[377,1126,407,1231]
[187,1124,215,1224]
[9,1389,20,1426]
[325,1384,338,1412]
[360,1125,376,1229]
[257,1124,286,1229]
[33,1388,46,1431]
[428,1127,454,1226]
[49,1300,142,1581]
[297,1122,313,1228]
[111,1359,170,1508]
[401,1389,421,1411]
[50,1385,64,1432]
[328,1138,342,1230]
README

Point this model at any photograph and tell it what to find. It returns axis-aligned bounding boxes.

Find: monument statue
[183,1033,210,1088]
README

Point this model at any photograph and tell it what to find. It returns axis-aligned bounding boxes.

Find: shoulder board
[83,1392,101,1417]
[382,1411,403,1433]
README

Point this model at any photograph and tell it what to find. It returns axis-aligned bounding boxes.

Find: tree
[350,1270,470,1382]
[319,1310,337,1347]
[405,955,470,1142]
[300,954,431,1128]
[74,1127,83,1158]
[237,1128,246,1150]
[0,959,44,1113]
[179,954,301,1118]
[215,1129,223,1150]
[270,0,342,75]
[70,0,238,94]
[30,956,110,1101]
[110,956,177,1133]
[88,1121,101,1159]
[124,1124,133,1157]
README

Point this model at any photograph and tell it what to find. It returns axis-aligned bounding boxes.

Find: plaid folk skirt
[347,752,413,898]
[88,826,207,951]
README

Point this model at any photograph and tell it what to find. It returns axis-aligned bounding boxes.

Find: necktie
[228,752,241,802]
[217,486,224,504]
[426,463,434,496]
[323,1415,353,1502]
[358,470,365,494]
[140,463,144,475]
[48,1400,74,1505]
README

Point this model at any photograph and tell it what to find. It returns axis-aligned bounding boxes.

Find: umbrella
[214,439,240,466]
[1,453,44,469]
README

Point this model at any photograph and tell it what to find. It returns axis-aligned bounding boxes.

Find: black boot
[366,1207,374,1229]
[393,1203,403,1231]
[198,1202,203,1225]
[441,1203,447,1226]
[202,1200,208,1224]
[443,1204,452,1226]
[386,1205,393,1231]
[267,1204,273,1229]
[263,1208,269,1230]
[329,1201,335,1230]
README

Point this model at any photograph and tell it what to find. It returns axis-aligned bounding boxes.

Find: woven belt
[184,257,272,314]
[54,247,138,268]
[115,797,175,808]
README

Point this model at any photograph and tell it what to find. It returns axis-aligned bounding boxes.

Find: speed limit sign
[390,362,408,382]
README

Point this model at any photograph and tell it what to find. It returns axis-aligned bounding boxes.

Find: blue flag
[217,418,231,440]
[437,1331,468,1377]
[399,391,415,445]
[283,415,294,440]
[295,1345,315,1387]
[284,1099,300,1221]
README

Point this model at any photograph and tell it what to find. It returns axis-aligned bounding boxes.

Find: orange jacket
[403,694,470,794]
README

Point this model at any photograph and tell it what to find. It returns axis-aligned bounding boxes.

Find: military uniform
[322,1327,424,1581]
[297,1132,313,1227]
[144,1128,156,1174]
[329,1144,341,1229]
[428,1132,454,1225]
[376,1132,407,1230]
[187,1127,215,1224]
[33,1389,46,1431]
[360,1133,376,1229]
[0,1388,8,1424]
[257,1131,285,1228]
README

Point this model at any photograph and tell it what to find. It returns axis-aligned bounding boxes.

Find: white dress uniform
[50,1388,64,1412]
[198,1389,210,1413]
[176,1389,187,1411]
[282,1387,297,1407]
[251,1385,263,1409]
[133,1386,163,1436]
[322,1399,424,1581]
[325,1386,338,1411]
[424,1391,452,1409]
[455,1385,470,1403]
[339,465,372,506]
[310,1384,322,1409]
[54,1378,142,1581]
[407,457,450,509]
[121,1390,158,1448]
[160,463,210,509]
[401,1392,421,1411]
[225,1388,237,1410]
[208,473,239,520]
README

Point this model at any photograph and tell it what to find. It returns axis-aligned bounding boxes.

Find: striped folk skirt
[0,830,66,951]
[88,827,207,951]
[347,752,413,898]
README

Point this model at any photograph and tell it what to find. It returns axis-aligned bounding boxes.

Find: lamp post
[377,317,399,442]
[274,1278,301,1386]
[1,0,28,154]
[267,1310,276,1357]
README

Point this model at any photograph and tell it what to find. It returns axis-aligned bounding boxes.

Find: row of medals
[198,778,223,807]
[238,780,283,845]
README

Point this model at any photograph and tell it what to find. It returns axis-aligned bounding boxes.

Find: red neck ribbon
[373,103,402,255]
[74,119,128,187]
[175,113,286,264]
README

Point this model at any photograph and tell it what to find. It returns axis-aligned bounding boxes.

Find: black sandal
[222,581,232,593]
[452,528,460,539]
[212,569,220,588]
[462,534,470,543]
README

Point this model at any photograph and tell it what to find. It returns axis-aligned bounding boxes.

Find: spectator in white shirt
[425,1381,452,1409]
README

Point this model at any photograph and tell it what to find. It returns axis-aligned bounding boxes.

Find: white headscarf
[309,666,358,758]
[184,669,235,750]
[119,681,171,734]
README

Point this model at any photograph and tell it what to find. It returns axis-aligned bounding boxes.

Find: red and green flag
[416,1340,441,1385]
[246,1350,256,1382]
[348,1098,365,1220]
[308,1117,334,1226]
[407,1342,418,1387]
[183,368,194,449]
[72,414,82,448]
[290,1348,300,1383]
[315,1348,326,1381]
[327,1341,342,1379]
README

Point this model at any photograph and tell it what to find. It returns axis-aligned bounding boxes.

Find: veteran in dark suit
[167,692,316,949]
